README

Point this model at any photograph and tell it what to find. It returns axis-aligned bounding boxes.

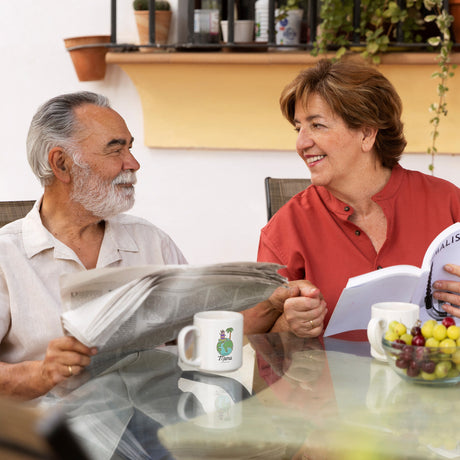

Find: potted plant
[64,35,111,81]
[133,0,172,46]
[312,0,426,63]
[275,0,305,46]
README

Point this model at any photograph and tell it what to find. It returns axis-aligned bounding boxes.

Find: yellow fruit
[421,371,436,381]
[425,337,440,348]
[439,338,456,354]
[388,320,400,333]
[421,319,437,338]
[393,322,407,336]
[384,331,399,342]
[447,368,460,379]
[400,333,413,345]
[433,324,447,341]
[447,325,460,341]
[452,350,460,364]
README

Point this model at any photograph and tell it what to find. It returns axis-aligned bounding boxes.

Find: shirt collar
[22,197,140,266]
[97,216,140,266]
[315,164,403,218]
[23,197,55,258]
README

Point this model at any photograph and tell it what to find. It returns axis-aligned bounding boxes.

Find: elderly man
[0,92,187,399]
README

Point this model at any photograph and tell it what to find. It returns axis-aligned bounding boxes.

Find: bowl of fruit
[382,317,460,385]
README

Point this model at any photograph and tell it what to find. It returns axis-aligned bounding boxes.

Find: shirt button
[355,230,360,236]
[344,206,350,211]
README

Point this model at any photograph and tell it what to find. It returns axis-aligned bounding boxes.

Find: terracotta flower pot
[64,35,111,81]
[134,10,172,47]
[450,0,460,44]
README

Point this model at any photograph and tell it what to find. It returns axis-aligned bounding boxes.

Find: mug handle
[177,392,195,421]
[367,317,387,361]
[177,325,201,367]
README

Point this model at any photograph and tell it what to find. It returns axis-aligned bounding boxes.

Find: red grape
[396,358,410,369]
[392,339,406,350]
[421,360,436,373]
[412,335,425,347]
[442,317,456,328]
[407,361,420,377]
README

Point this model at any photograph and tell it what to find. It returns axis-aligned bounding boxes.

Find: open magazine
[60,262,286,352]
[324,222,460,337]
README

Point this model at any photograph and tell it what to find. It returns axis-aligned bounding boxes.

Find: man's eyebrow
[105,137,134,148]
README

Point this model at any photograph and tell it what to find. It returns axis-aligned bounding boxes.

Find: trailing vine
[424,0,455,174]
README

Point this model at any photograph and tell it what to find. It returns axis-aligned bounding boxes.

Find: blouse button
[344,206,350,211]
[355,230,361,236]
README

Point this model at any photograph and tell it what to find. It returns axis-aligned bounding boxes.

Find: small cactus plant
[133,0,170,11]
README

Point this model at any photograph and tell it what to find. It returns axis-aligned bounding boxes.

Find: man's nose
[123,150,140,171]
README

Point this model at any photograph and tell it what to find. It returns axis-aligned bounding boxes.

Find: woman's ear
[48,147,71,183]
[361,126,378,152]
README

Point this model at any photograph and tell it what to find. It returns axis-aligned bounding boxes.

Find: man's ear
[48,147,71,183]
[361,126,378,152]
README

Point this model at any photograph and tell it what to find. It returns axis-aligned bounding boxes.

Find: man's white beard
[70,161,137,219]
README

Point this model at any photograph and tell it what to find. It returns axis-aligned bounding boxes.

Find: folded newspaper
[60,262,286,353]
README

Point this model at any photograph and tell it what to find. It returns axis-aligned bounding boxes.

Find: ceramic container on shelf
[64,35,111,82]
[275,9,303,46]
[220,20,255,43]
[134,10,172,46]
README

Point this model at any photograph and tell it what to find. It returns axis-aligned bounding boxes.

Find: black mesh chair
[0,200,35,228]
[264,177,311,221]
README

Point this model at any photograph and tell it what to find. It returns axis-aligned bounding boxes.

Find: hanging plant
[424,0,455,174]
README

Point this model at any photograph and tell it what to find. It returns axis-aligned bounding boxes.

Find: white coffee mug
[177,379,242,429]
[367,302,419,362]
[177,311,243,372]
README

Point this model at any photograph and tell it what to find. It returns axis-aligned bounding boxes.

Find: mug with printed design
[177,310,243,372]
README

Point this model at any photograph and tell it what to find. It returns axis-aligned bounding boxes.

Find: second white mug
[367,301,420,361]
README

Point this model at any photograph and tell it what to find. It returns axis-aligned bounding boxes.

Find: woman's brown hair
[279,56,407,168]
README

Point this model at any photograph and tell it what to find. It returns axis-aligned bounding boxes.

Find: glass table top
[40,332,460,460]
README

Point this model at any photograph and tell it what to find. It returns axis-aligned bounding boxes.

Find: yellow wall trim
[107,52,460,153]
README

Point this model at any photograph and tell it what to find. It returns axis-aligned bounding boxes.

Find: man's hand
[433,264,460,319]
[39,336,97,391]
[0,336,97,400]
[272,281,327,338]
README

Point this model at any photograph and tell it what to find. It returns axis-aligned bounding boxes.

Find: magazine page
[415,222,460,320]
[323,266,421,337]
[324,222,460,336]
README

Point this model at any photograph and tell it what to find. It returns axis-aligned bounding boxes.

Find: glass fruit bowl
[382,338,460,385]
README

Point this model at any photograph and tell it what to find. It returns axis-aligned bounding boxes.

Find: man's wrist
[270,313,289,333]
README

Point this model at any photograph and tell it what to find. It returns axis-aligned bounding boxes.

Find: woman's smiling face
[294,93,370,191]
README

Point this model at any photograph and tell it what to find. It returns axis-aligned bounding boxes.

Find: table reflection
[40,333,460,460]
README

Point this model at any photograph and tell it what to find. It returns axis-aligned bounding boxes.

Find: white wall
[1,1,460,265]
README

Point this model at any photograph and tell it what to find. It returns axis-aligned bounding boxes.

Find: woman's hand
[272,281,327,338]
[433,264,460,318]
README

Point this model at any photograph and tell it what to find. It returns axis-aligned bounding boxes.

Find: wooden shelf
[107,51,460,153]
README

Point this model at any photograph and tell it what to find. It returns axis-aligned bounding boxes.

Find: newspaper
[59,262,286,353]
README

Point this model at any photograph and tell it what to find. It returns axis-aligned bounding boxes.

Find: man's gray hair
[26,91,111,186]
